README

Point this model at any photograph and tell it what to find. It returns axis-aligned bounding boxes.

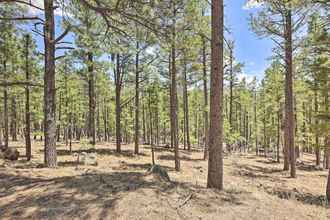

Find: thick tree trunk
[134,41,140,154]
[207,0,224,190]
[44,0,57,168]
[202,37,209,160]
[284,9,296,178]
[25,35,31,161]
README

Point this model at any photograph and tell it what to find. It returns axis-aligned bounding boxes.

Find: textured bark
[277,109,281,163]
[115,54,122,153]
[142,101,146,143]
[314,87,320,166]
[284,9,296,178]
[88,52,96,145]
[182,58,191,151]
[44,0,57,168]
[254,89,258,156]
[202,37,209,160]
[3,75,8,149]
[229,47,234,131]
[207,0,224,190]
[10,96,17,141]
[148,90,155,165]
[134,41,140,154]
[25,35,31,161]
[170,2,180,171]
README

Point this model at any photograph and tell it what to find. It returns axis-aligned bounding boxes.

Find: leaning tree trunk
[284,9,296,178]
[44,0,57,168]
[207,0,224,190]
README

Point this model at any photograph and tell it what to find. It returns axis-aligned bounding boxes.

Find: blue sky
[28,0,274,81]
[225,0,274,81]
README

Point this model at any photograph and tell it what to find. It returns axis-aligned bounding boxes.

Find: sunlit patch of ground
[0,141,329,219]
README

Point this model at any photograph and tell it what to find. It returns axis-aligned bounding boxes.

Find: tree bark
[284,8,296,178]
[134,40,140,154]
[207,0,224,190]
[88,52,96,145]
[183,57,191,151]
[10,96,17,142]
[44,0,57,167]
[115,54,122,153]
[170,2,180,171]
[25,35,31,161]
[202,37,209,160]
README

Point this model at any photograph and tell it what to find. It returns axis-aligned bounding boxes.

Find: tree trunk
[142,101,146,144]
[207,0,224,190]
[10,96,17,141]
[88,52,96,145]
[134,40,140,154]
[254,88,258,156]
[284,9,296,178]
[170,3,180,171]
[148,90,155,165]
[25,35,31,161]
[202,37,209,160]
[44,0,57,168]
[115,54,121,153]
[277,109,281,163]
[183,58,191,151]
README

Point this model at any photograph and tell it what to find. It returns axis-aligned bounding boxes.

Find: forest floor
[0,141,330,220]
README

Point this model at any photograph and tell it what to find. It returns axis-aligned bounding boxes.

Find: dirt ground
[0,141,330,220]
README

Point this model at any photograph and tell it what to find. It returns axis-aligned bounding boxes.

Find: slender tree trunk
[115,54,122,153]
[254,89,258,156]
[202,37,209,160]
[207,0,224,190]
[103,99,108,142]
[44,0,57,167]
[284,9,296,178]
[88,52,96,145]
[56,92,61,142]
[142,101,146,143]
[183,57,191,151]
[170,3,180,171]
[10,96,17,141]
[277,109,281,163]
[25,35,31,161]
[3,71,8,149]
[134,41,140,154]
[148,90,155,165]
[314,87,321,166]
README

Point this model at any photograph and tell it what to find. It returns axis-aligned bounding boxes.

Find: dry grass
[0,141,330,220]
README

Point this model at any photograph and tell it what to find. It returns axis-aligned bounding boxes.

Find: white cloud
[237,73,254,84]
[242,0,263,10]
[23,0,64,16]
